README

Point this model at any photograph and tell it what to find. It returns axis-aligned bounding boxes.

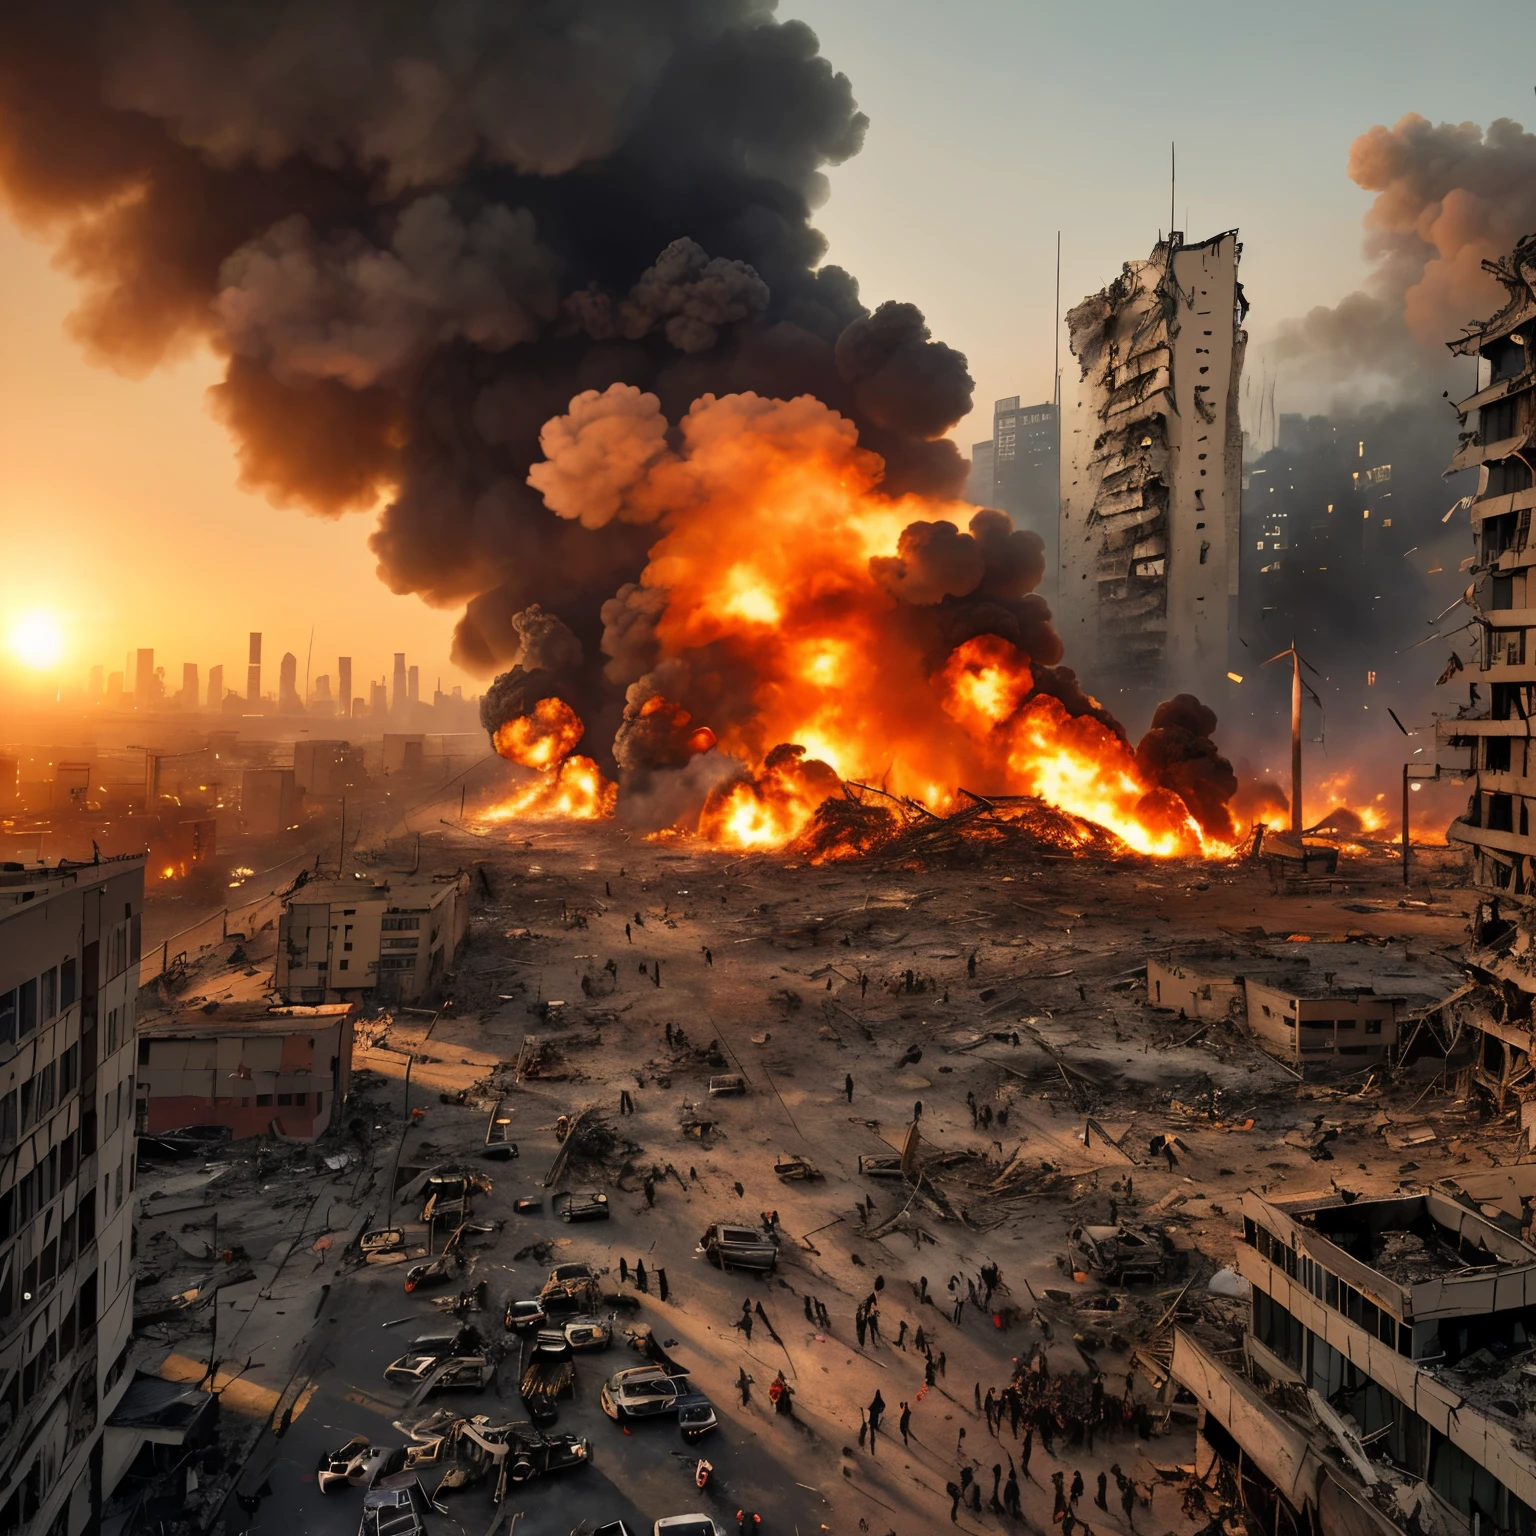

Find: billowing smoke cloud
[1134,695,1239,845]
[1269,113,1536,401]
[0,0,971,675]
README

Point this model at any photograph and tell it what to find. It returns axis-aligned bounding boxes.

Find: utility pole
[1264,640,1321,835]
[1290,648,1302,835]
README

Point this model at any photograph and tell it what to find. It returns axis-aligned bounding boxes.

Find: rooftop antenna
[1170,142,1176,237]
[303,624,314,707]
[1053,230,1061,408]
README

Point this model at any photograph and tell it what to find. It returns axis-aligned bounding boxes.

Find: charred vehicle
[553,1190,611,1223]
[699,1222,778,1273]
[599,1364,691,1421]
[318,1437,407,1493]
[384,1328,481,1385]
[540,1262,602,1315]
[1066,1222,1178,1285]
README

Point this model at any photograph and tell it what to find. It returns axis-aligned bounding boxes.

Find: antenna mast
[1053,230,1061,407]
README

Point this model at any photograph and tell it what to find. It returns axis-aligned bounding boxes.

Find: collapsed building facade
[1172,1185,1536,1536]
[1437,235,1536,1140]
[1058,231,1247,703]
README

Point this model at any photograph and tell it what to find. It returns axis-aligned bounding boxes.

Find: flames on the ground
[484,695,617,822]
[1309,772,1391,835]
[482,387,1245,858]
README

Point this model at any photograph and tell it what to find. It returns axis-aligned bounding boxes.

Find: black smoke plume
[0,0,972,678]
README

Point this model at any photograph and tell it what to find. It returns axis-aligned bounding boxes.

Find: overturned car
[317,1437,408,1493]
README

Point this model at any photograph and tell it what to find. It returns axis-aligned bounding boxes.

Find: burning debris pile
[0,2,1238,860]
[787,787,1134,867]
[478,391,1243,859]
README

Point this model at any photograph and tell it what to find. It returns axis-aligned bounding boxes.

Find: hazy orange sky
[3,0,1533,707]
[0,220,473,705]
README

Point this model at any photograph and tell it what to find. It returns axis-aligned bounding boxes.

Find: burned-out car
[317,1437,407,1493]
[540,1262,602,1314]
[358,1479,431,1536]
[553,1190,611,1223]
[1066,1222,1178,1285]
[553,1314,614,1352]
[699,1222,778,1273]
[502,1425,591,1484]
[599,1365,691,1421]
[504,1297,547,1333]
[385,1329,481,1385]
[416,1356,498,1399]
[675,1394,718,1442]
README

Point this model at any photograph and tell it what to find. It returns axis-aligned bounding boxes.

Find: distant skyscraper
[967,440,995,506]
[278,651,302,713]
[247,631,262,705]
[180,661,199,707]
[392,653,407,717]
[991,396,1060,596]
[1059,229,1246,701]
[207,663,224,707]
[407,664,420,707]
[371,678,388,717]
[134,647,154,708]
[313,674,332,710]
[338,657,352,719]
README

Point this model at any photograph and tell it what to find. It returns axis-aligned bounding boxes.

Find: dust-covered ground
[133,820,1489,1535]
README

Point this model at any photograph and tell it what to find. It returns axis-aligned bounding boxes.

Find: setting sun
[8,610,64,670]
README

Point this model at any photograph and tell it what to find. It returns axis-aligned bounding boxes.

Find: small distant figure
[845,1073,854,1103]
[644,1175,656,1207]
[967,951,977,978]
[625,922,632,943]
[899,1400,912,1445]
[704,948,713,966]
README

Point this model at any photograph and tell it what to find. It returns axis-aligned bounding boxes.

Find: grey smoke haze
[1266,112,1536,405]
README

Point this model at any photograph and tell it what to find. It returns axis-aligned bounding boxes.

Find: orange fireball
[492,696,586,768]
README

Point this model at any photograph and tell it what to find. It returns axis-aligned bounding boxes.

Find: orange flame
[483,754,616,822]
[485,697,616,822]
[939,638,1225,857]
[492,697,585,768]
[528,388,1242,857]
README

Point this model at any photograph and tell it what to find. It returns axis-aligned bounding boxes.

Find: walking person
[1071,1470,1084,1509]
[1005,1466,1022,1517]
[1095,1472,1109,1511]
[845,1072,854,1103]
[899,1401,912,1446]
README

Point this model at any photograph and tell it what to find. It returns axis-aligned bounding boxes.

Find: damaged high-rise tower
[1058,231,1247,703]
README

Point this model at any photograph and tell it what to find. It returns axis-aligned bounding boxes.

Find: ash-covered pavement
[144,820,1477,1535]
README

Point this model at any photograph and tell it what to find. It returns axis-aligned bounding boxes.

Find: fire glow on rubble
[485,696,617,822]
[478,388,1245,859]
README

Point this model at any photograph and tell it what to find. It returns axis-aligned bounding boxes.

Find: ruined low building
[134,1001,354,1142]
[1173,1186,1536,1536]
[276,874,470,1004]
[0,855,144,1536]
[1059,230,1247,703]
[1148,943,1461,1072]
